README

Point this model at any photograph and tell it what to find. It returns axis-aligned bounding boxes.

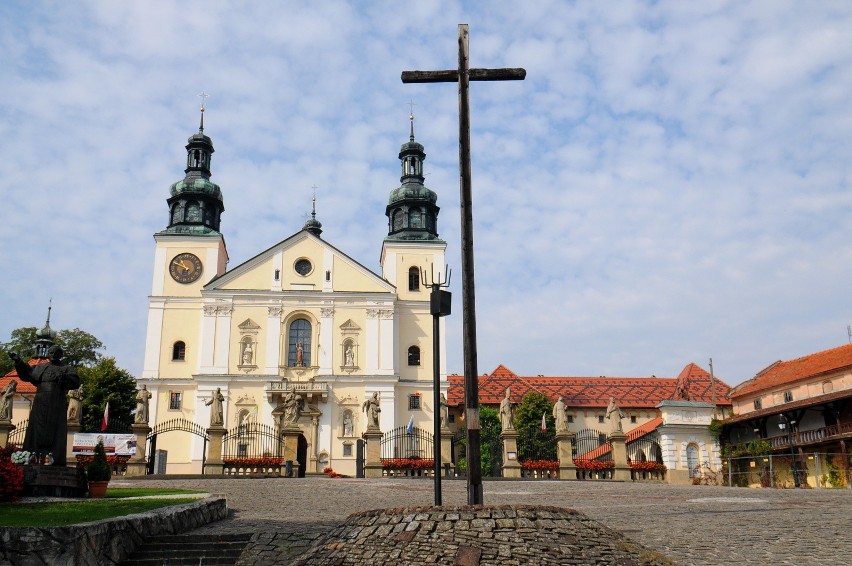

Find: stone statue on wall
[605,396,626,433]
[439,392,450,429]
[135,384,152,424]
[242,342,253,365]
[343,410,353,437]
[499,387,514,431]
[205,387,225,427]
[0,380,16,422]
[296,342,304,366]
[552,396,569,433]
[362,392,381,430]
[9,346,80,465]
[66,385,83,424]
[344,344,354,367]
[282,389,301,425]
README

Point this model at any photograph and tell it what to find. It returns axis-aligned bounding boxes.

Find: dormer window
[753,398,762,410]
[783,390,793,403]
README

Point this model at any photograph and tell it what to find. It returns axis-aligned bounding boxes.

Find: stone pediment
[340,320,361,334]
[238,319,261,332]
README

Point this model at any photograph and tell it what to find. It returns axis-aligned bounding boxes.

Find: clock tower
[142,103,229,380]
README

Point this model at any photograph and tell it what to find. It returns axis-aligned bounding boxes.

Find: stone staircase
[120,532,253,565]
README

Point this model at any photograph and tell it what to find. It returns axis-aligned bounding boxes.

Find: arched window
[410,209,422,228]
[686,444,700,478]
[408,266,420,291]
[407,345,420,366]
[172,341,186,361]
[288,319,312,367]
[186,201,201,222]
[393,210,404,231]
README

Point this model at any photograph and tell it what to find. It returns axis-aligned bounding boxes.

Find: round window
[295,258,312,276]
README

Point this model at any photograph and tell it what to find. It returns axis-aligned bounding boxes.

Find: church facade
[139,111,448,475]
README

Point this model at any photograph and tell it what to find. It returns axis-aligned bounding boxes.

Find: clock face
[169,253,203,284]
[294,258,312,276]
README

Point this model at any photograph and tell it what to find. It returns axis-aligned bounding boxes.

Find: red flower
[222,457,285,467]
[381,458,435,470]
[628,461,667,472]
[574,459,615,471]
[520,459,560,471]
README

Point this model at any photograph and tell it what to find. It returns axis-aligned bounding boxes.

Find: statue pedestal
[126,423,151,476]
[501,430,522,478]
[362,427,384,478]
[440,427,454,475]
[204,426,226,475]
[608,431,631,481]
[0,420,15,449]
[65,422,81,468]
[555,430,576,479]
[280,425,302,476]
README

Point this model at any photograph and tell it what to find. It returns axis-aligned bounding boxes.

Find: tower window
[288,319,312,367]
[408,394,421,410]
[274,269,280,281]
[408,267,420,291]
[407,346,420,366]
[172,341,186,361]
[169,391,182,410]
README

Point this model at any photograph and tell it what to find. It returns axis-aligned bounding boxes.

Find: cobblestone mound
[292,504,677,566]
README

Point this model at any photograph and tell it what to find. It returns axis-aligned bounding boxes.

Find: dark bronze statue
[9,345,80,465]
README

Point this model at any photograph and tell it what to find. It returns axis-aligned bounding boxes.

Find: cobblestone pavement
[122,477,852,565]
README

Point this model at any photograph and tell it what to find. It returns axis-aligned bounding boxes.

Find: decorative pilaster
[310,416,320,472]
[126,424,152,476]
[0,421,14,450]
[362,428,384,478]
[609,430,631,481]
[501,430,522,478]
[555,430,576,479]
[65,422,81,468]
[204,425,226,475]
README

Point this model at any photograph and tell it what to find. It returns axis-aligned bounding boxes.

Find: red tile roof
[0,359,46,394]
[447,363,731,409]
[729,343,852,399]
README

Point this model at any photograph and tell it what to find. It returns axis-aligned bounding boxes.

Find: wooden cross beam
[401,24,525,506]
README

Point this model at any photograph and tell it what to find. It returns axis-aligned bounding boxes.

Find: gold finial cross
[199,91,209,111]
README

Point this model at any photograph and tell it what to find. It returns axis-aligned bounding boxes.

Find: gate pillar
[501,430,522,478]
[65,422,81,468]
[608,430,631,481]
[440,426,454,475]
[362,428,384,478]
[280,425,302,476]
[204,425,226,475]
[126,424,151,476]
[555,430,576,479]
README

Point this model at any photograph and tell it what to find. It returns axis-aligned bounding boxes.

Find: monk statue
[10,346,80,465]
[605,396,626,434]
[499,387,514,431]
[205,387,225,427]
[362,392,381,430]
[552,396,569,433]
[135,384,152,424]
[66,385,83,424]
[0,380,16,422]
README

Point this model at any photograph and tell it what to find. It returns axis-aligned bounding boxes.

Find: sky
[2,1,852,388]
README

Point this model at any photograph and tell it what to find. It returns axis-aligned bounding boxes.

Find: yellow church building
[139,110,448,475]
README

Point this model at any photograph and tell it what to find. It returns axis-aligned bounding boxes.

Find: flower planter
[88,480,109,499]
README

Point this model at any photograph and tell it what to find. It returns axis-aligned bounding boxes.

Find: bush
[0,446,24,501]
[86,440,112,482]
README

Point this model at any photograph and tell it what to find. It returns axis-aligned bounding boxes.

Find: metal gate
[517,425,557,462]
[381,426,434,462]
[480,423,504,477]
[573,428,612,462]
[8,420,27,448]
[146,418,209,475]
[222,422,280,459]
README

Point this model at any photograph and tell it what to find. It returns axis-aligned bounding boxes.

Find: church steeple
[34,301,57,359]
[385,112,441,241]
[303,191,323,237]
[160,95,225,235]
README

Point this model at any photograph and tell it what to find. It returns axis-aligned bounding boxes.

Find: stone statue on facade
[344,345,354,367]
[242,342,253,365]
[439,392,450,429]
[499,387,514,431]
[362,392,381,430]
[0,380,16,422]
[66,385,83,424]
[343,410,353,437]
[296,342,304,366]
[205,387,225,427]
[605,396,626,433]
[282,389,301,425]
[9,346,80,465]
[552,396,569,432]
[135,384,152,424]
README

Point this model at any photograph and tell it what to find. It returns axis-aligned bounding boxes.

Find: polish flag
[101,402,110,432]
[541,412,547,432]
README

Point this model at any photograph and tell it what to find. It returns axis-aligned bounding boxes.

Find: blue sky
[2,1,851,387]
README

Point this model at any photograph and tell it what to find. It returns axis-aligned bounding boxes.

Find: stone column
[204,425,226,475]
[501,430,522,478]
[310,416,320,473]
[555,430,576,480]
[0,421,15,449]
[362,427,384,478]
[126,424,151,477]
[440,427,454,475]
[281,425,302,477]
[65,422,81,468]
[609,430,631,481]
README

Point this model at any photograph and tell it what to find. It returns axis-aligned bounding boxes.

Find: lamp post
[778,414,800,488]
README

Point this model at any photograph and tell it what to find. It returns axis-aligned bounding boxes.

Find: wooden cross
[402,24,525,506]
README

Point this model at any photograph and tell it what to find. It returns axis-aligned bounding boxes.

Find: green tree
[479,405,501,476]
[0,327,104,374]
[514,390,556,462]
[78,357,137,432]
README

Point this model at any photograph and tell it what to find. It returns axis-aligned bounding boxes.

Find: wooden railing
[769,422,852,449]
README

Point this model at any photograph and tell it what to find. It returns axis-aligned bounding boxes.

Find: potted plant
[86,440,112,498]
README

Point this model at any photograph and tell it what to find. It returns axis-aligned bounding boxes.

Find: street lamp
[778,414,800,488]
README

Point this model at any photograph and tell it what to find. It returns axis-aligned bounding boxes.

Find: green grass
[104,487,205,498]
[0,498,201,527]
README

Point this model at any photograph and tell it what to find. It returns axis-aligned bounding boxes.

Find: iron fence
[517,425,556,462]
[573,428,612,463]
[381,426,434,462]
[222,422,281,459]
[719,452,851,488]
[8,420,27,447]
